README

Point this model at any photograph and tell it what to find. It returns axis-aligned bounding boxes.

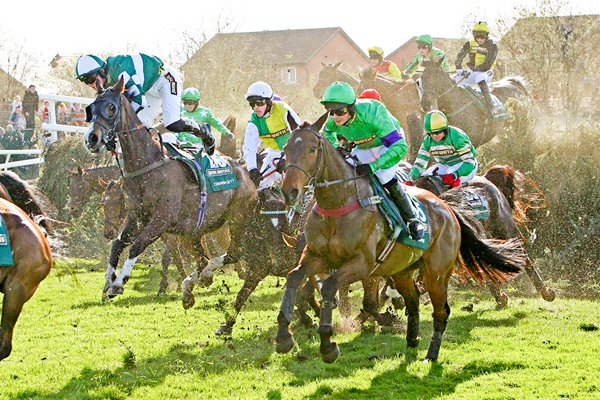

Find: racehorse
[0,198,52,361]
[275,114,527,363]
[357,67,423,162]
[419,58,532,148]
[313,61,359,99]
[69,165,121,218]
[101,179,191,295]
[0,171,51,235]
[83,76,257,300]
[414,165,555,306]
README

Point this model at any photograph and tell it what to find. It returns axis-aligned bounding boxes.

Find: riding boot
[192,125,216,155]
[478,81,496,117]
[384,179,425,240]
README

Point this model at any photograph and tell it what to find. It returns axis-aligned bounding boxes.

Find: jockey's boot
[192,126,216,156]
[385,179,425,241]
[478,81,496,117]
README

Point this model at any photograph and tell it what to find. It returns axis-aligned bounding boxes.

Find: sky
[2,0,598,71]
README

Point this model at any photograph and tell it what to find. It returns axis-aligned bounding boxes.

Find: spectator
[12,106,27,132]
[9,95,21,123]
[56,102,68,125]
[69,102,86,126]
[22,85,39,143]
[42,100,50,124]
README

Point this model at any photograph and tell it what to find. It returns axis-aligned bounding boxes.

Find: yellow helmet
[423,110,448,134]
[472,21,489,35]
[367,46,384,58]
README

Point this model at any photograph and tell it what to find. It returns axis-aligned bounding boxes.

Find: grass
[1,258,599,400]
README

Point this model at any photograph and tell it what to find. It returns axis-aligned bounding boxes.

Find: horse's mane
[0,171,51,232]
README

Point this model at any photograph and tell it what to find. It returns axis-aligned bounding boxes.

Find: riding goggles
[328,108,349,116]
[248,99,266,108]
[79,72,99,85]
[183,100,197,105]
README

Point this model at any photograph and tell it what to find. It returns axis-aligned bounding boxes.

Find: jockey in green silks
[320,81,425,240]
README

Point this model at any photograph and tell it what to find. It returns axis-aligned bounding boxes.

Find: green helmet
[423,110,448,133]
[320,81,356,106]
[416,34,433,47]
[182,87,201,101]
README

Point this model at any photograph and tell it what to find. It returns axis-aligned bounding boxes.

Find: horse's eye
[310,146,317,152]
[104,103,117,119]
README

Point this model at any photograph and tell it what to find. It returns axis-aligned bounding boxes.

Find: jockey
[358,88,382,102]
[320,81,425,240]
[402,34,451,80]
[408,110,478,188]
[454,21,499,116]
[367,46,403,80]
[178,87,235,147]
[75,53,215,154]
[242,81,301,189]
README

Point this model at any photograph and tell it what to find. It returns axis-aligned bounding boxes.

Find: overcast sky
[2,0,598,67]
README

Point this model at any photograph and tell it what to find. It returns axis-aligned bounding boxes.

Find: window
[282,66,297,84]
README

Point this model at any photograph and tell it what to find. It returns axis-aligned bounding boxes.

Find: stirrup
[407,219,425,240]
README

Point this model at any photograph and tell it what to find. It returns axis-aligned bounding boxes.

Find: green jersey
[322,99,408,170]
[403,46,451,79]
[409,126,477,180]
[179,106,231,144]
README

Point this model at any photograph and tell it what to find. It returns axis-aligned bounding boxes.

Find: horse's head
[281,113,329,206]
[101,179,126,240]
[420,59,455,112]
[84,76,129,153]
[313,61,344,98]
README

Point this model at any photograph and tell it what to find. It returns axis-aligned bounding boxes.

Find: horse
[101,179,191,295]
[313,61,360,99]
[419,58,532,148]
[69,165,121,218]
[357,67,423,162]
[83,76,258,300]
[414,165,555,306]
[275,114,527,363]
[0,198,52,361]
[0,171,52,235]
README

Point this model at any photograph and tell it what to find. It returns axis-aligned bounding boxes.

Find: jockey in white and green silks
[176,87,234,147]
[320,81,425,241]
[243,81,301,189]
[75,53,215,154]
[408,110,478,188]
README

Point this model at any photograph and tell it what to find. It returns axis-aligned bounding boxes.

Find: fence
[0,149,44,170]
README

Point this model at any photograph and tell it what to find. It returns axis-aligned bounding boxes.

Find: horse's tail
[0,171,51,233]
[506,76,532,99]
[453,207,526,284]
[484,165,517,209]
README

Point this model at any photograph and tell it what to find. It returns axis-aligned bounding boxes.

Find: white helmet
[245,81,273,100]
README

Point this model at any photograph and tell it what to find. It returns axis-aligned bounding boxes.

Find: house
[181,27,367,117]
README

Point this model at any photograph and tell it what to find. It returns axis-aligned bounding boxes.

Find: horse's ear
[334,60,343,70]
[311,112,329,132]
[115,76,126,94]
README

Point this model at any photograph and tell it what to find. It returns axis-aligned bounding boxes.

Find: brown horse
[84,77,257,300]
[0,198,52,361]
[419,58,532,148]
[313,61,359,99]
[357,67,423,161]
[0,171,52,235]
[275,115,527,363]
[414,165,555,305]
[69,165,121,218]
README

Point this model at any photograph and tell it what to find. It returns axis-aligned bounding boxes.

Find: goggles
[183,100,197,105]
[249,99,266,108]
[328,108,349,116]
[417,44,429,49]
[79,72,98,85]
[428,130,446,136]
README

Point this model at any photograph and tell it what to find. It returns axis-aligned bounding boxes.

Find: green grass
[1,258,599,400]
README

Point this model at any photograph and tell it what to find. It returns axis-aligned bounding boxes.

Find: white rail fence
[0,93,93,171]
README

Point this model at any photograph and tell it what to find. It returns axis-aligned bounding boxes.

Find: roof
[196,27,364,65]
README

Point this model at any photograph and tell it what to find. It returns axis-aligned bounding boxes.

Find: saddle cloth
[0,215,15,266]
[163,142,239,193]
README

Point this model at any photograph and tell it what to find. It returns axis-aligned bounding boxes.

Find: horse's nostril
[89,134,98,144]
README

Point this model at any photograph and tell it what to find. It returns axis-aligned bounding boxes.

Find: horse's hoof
[542,288,556,302]
[182,292,196,310]
[106,286,123,299]
[407,337,420,349]
[321,342,340,364]
[215,323,233,336]
[199,275,213,288]
[275,334,295,354]
[495,293,509,309]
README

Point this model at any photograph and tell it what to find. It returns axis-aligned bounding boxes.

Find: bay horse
[415,165,555,306]
[0,197,52,361]
[419,58,532,148]
[0,171,52,235]
[275,114,527,363]
[313,61,359,99]
[357,67,423,162]
[84,77,257,300]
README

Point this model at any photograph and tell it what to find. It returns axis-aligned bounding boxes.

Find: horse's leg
[106,215,171,298]
[525,258,556,301]
[158,237,173,295]
[391,270,421,349]
[421,269,452,362]
[275,263,309,354]
[181,242,208,310]
[103,216,139,300]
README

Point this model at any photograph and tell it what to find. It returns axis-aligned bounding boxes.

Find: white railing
[0,149,44,170]
[39,93,94,144]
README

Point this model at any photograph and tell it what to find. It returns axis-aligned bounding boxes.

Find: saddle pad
[0,215,14,266]
[462,86,508,121]
[370,177,430,250]
[464,189,490,219]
